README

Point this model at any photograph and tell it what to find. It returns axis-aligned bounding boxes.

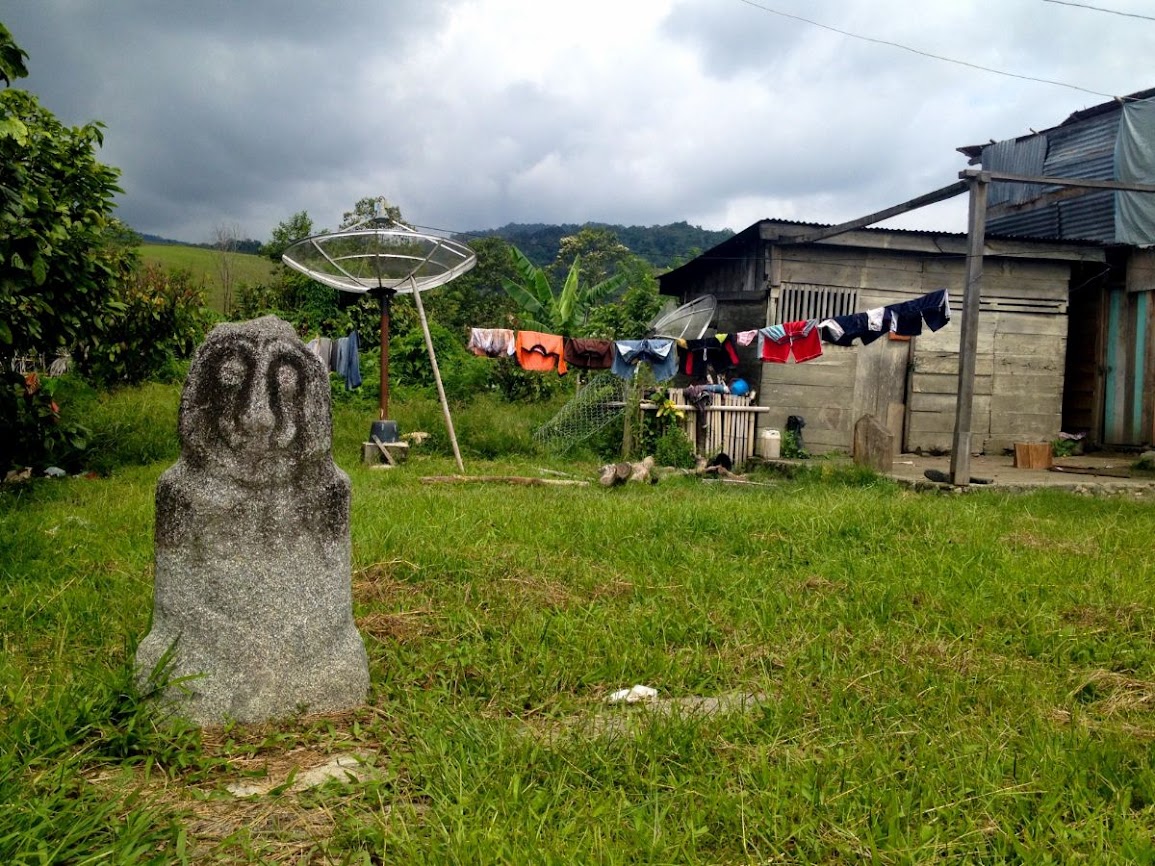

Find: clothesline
[468,288,952,382]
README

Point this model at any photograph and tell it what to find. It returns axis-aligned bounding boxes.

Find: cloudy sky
[5,1,1152,245]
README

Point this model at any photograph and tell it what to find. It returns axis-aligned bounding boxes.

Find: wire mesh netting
[534,371,628,453]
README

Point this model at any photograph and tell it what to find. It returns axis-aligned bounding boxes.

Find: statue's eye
[275,363,300,398]
[219,357,247,387]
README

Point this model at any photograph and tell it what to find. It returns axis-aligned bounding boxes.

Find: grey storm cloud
[4,0,1152,244]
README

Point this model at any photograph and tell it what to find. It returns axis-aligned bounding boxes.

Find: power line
[1042,0,1155,22]
[733,0,1122,100]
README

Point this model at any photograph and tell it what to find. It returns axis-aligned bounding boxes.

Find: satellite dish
[650,295,716,341]
[281,222,475,295]
[281,215,476,471]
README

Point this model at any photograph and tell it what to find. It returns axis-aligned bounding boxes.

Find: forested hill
[462,221,734,269]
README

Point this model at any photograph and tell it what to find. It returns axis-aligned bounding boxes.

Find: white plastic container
[758,429,781,460]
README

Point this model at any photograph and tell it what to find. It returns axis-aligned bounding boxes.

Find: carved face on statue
[178,317,332,484]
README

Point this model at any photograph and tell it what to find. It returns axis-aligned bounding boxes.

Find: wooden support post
[409,277,465,473]
[376,290,393,421]
[950,172,989,487]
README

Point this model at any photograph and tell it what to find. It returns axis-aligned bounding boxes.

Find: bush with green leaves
[80,263,212,387]
[0,371,90,472]
[653,426,697,468]
[389,321,492,401]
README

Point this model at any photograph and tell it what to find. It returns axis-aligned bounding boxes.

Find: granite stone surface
[136,316,369,725]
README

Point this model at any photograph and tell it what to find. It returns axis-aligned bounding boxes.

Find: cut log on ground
[599,456,657,486]
[421,475,590,487]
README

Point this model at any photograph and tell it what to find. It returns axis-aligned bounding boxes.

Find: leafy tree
[262,210,313,262]
[0,71,126,355]
[547,227,632,290]
[502,247,625,337]
[1,26,133,471]
[0,23,27,85]
[341,196,402,229]
[584,263,663,339]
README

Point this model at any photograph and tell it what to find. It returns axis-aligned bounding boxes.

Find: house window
[777,283,858,323]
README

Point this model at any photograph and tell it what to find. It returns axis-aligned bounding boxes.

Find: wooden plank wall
[907,259,1070,453]
[754,247,1072,454]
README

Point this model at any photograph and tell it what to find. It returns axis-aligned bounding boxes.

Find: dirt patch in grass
[589,577,635,600]
[1072,669,1155,716]
[358,610,434,644]
[86,708,415,863]
[497,575,577,609]
[353,560,427,603]
[797,574,845,594]
[354,560,437,643]
[1061,603,1151,633]
[1001,531,1098,556]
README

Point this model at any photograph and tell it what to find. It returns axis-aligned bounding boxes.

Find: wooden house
[959,87,1155,447]
[658,220,1105,454]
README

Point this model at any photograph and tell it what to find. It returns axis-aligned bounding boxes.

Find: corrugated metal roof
[974,100,1127,241]
[1058,190,1116,242]
[988,208,1060,239]
[983,135,1048,206]
[1045,114,1118,178]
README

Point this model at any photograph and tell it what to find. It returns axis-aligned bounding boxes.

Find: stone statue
[136,316,369,725]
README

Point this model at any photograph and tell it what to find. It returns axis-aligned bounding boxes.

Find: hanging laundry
[316,337,335,372]
[611,339,678,381]
[885,289,951,337]
[818,312,891,347]
[337,330,362,390]
[679,335,740,377]
[757,321,823,363]
[516,330,568,374]
[468,327,516,358]
[735,329,758,347]
[563,337,615,370]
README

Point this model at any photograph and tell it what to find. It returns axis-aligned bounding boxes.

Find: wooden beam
[421,475,590,487]
[781,181,969,245]
[950,176,990,486]
[964,168,1155,195]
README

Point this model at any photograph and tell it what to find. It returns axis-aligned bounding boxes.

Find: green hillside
[141,244,277,313]
[466,221,735,269]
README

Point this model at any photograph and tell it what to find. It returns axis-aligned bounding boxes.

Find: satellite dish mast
[282,209,476,471]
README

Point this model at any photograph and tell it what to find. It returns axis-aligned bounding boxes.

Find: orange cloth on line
[515,330,568,374]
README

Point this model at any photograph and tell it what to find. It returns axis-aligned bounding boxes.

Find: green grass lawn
[141,244,277,313]
[4,393,1155,863]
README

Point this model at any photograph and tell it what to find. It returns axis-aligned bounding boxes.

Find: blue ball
[729,378,750,396]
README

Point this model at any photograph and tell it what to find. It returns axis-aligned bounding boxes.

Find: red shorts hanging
[757,320,822,363]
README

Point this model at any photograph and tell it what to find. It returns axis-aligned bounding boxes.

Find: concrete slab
[759,452,1155,496]
[887,452,1155,494]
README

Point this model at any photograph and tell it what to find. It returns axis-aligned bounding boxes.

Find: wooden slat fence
[644,388,769,468]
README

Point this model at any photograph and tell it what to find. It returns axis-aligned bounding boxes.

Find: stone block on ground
[853,414,894,473]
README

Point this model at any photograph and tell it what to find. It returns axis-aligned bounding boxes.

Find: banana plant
[501,246,625,336]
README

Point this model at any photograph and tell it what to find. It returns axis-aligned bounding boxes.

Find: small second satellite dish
[649,295,717,341]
